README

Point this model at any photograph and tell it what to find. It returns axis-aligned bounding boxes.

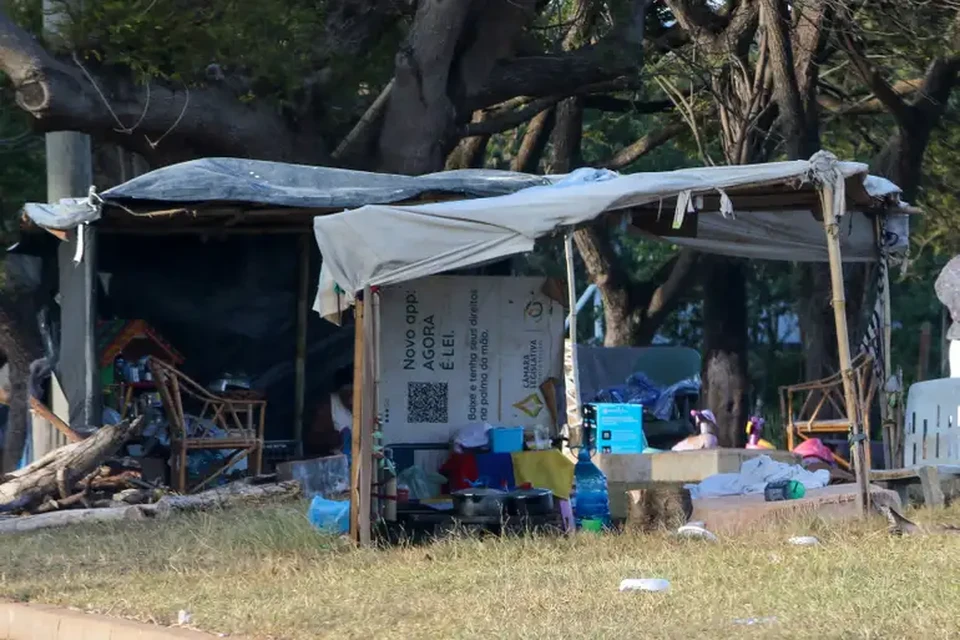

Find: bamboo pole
[349,294,365,543]
[293,234,310,458]
[821,183,870,515]
[881,237,895,469]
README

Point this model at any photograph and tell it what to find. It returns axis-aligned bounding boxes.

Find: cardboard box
[584,403,646,454]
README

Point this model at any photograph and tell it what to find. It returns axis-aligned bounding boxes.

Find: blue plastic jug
[572,424,612,529]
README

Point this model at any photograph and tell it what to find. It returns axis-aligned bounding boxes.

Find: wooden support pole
[360,286,375,543]
[349,294,365,543]
[293,234,310,457]
[348,287,374,546]
[821,182,870,515]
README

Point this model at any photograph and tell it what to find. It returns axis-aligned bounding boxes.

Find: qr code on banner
[407,382,449,423]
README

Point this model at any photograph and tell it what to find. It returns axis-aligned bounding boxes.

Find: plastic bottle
[573,425,612,529]
[763,479,806,501]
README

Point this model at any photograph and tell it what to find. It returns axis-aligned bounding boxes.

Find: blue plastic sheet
[593,372,701,420]
[23,159,551,230]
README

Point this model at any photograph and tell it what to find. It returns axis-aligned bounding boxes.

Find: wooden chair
[780,353,878,470]
[147,357,266,493]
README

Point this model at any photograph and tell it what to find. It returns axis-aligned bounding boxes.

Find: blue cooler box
[583,403,646,454]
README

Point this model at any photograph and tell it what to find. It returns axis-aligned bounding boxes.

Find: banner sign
[378,276,564,444]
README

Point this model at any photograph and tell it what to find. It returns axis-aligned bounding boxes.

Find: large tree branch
[759,0,809,158]
[603,121,685,169]
[573,225,632,300]
[662,0,726,42]
[637,248,701,343]
[465,0,653,114]
[665,0,758,54]
[791,0,831,100]
[841,28,914,128]
[462,95,564,137]
[0,11,314,165]
[818,78,923,116]
[869,55,960,200]
[582,96,673,112]
[511,107,555,173]
[462,94,672,137]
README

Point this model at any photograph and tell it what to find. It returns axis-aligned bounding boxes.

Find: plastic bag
[396,466,447,500]
[452,422,492,452]
[307,495,350,534]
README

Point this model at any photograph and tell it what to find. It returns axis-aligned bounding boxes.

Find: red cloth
[439,452,478,492]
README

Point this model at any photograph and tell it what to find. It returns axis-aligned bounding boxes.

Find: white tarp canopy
[313,152,912,321]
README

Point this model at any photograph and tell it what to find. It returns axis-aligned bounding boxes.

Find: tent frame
[341,160,908,545]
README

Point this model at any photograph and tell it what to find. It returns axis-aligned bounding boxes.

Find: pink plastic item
[559,499,575,534]
[792,438,835,465]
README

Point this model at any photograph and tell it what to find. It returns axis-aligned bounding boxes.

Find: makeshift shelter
[18,160,549,464]
[311,151,915,544]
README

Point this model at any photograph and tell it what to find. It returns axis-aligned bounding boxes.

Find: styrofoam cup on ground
[676,524,719,542]
[619,578,670,592]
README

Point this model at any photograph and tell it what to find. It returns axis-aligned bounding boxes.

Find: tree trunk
[0,290,43,473]
[0,418,141,509]
[546,97,584,173]
[701,256,749,447]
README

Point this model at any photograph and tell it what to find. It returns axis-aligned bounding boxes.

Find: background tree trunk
[701,256,750,447]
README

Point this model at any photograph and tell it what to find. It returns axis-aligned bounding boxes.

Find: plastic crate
[489,427,524,453]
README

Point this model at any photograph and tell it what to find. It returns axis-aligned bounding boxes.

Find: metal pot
[452,488,507,518]
[506,488,554,517]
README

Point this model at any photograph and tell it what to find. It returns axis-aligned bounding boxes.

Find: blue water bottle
[573,423,612,530]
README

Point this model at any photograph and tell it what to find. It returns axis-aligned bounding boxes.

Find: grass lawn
[1,502,959,639]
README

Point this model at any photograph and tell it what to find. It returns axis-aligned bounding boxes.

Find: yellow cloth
[511,450,575,500]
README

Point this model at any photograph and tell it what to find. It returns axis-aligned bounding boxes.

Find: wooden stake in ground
[0,418,142,510]
[819,175,870,516]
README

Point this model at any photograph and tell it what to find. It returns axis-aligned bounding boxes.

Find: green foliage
[0,105,44,245]
[24,0,399,112]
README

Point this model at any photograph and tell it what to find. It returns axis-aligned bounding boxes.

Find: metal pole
[564,234,582,445]
[45,0,96,437]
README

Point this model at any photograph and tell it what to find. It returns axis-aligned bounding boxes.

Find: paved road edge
[0,601,224,639]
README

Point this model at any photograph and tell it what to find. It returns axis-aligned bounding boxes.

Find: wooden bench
[869,465,960,509]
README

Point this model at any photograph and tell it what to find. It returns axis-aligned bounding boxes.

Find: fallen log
[0,418,143,510]
[0,505,148,534]
[0,480,301,534]
[144,479,301,516]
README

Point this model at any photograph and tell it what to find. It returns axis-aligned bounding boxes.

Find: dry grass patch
[1,502,959,639]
